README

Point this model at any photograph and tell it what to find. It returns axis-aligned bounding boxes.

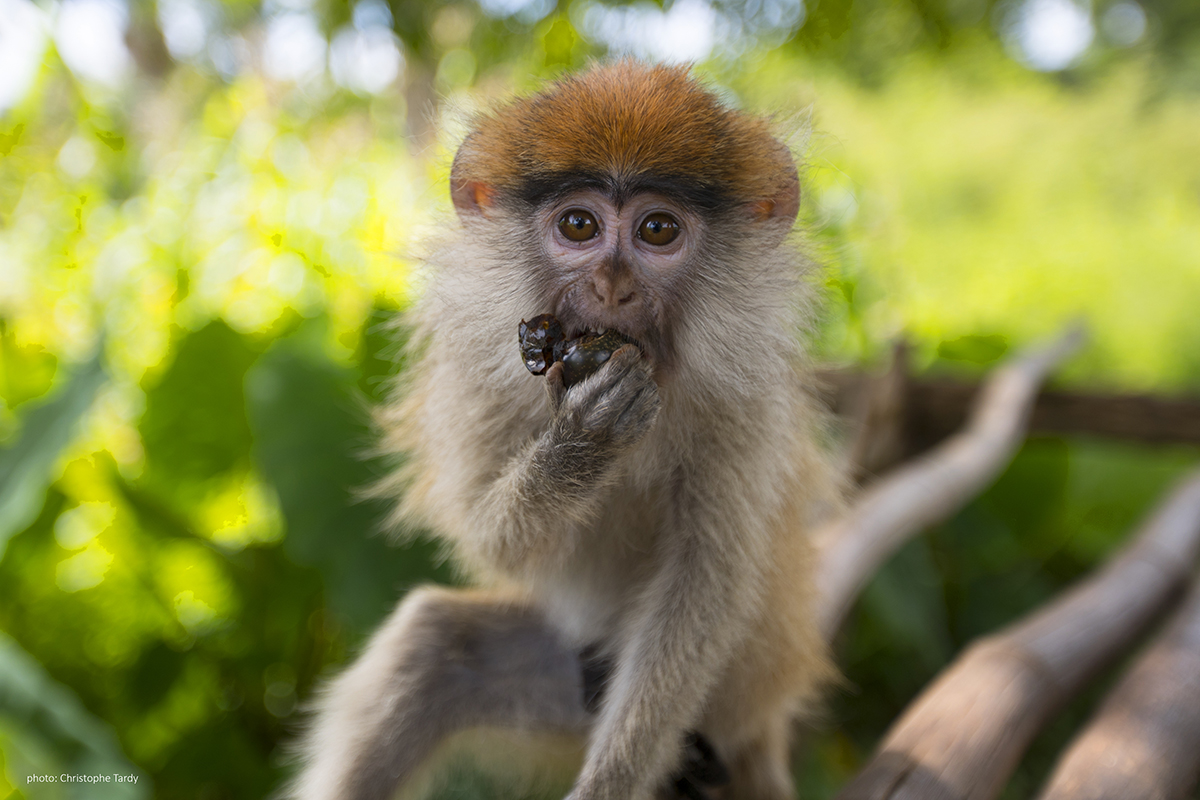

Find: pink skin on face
[536,189,701,375]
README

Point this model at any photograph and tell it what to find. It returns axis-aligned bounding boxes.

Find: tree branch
[818,366,1200,458]
[833,469,1200,800]
[814,325,1086,639]
[1034,578,1200,800]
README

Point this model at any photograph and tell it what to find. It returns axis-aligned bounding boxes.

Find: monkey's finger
[591,343,644,382]
[613,384,660,437]
[609,344,653,382]
[568,359,639,420]
[611,342,643,362]
[600,360,656,404]
[545,362,566,409]
[590,348,653,401]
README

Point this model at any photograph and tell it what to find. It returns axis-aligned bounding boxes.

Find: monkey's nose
[591,278,637,309]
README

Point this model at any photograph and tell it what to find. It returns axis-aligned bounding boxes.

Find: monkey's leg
[291,586,590,800]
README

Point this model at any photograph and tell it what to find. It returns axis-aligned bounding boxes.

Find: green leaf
[354,303,407,405]
[0,352,105,561]
[936,334,1010,366]
[139,322,258,492]
[0,632,147,800]
[245,322,451,635]
[0,327,58,411]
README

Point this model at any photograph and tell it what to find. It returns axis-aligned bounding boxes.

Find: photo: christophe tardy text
[27,773,140,784]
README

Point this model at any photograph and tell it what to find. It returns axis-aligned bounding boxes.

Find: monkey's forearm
[466,346,659,571]
[468,421,627,570]
[571,522,768,800]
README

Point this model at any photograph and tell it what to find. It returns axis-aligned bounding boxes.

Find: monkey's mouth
[554,328,642,386]
[519,314,646,381]
[562,325,646,368]
[565,326,642,350]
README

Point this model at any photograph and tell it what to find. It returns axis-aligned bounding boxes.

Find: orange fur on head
[451,60,799,220]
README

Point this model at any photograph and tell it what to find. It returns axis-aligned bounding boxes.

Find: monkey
[289,60,842,800]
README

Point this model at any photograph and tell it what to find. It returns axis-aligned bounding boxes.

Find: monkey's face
[530,188,700,375]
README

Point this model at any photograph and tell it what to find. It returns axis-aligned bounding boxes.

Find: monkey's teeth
[566,328,641,350]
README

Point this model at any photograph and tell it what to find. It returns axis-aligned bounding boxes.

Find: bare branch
[817,370,1200,454]
[815,324,1086,639]
[843,341,911,483]
[1034,578,1200,800]
[833,469,1200,800]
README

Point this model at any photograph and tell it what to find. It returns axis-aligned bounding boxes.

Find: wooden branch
[817,371,1200,453]
[843,341,911,483]
[834,470,1200,800]
[1034,579,1200,800]
[814,326,1086,639]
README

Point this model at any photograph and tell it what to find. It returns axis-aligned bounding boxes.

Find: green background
[1,0,1199,797]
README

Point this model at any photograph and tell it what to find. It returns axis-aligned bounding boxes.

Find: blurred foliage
[1,0,1200,798]
[0,631,146,800]
[0,347,105,559]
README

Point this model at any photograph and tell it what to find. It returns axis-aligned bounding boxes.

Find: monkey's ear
[451,178,496,218]
[750,163,800,228]
[449,137,496,219]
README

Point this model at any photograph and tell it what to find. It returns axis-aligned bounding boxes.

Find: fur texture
[293,61,842,800]
[451,61,797,215]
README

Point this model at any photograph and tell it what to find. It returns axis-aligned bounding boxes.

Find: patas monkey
[292,60,841,800]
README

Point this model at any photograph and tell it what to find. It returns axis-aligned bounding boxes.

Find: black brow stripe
[512,171,728,213]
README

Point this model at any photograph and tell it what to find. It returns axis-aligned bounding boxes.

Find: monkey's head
[449,61,801,379]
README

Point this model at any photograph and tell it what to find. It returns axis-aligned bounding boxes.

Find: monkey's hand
[468,344,658,572]
[545,343,660,457]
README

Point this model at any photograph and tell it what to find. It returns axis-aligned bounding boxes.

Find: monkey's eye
[558,210,600,242]
[637,213,680,246]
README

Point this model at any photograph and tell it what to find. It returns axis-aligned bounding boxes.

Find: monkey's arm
[464,345,659,572]
[570,467,772,800]
[289,588,590,800]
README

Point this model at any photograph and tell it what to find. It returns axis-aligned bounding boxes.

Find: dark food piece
[559,329,633,386]
[518,314,566,375]
[518,315,636,387]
